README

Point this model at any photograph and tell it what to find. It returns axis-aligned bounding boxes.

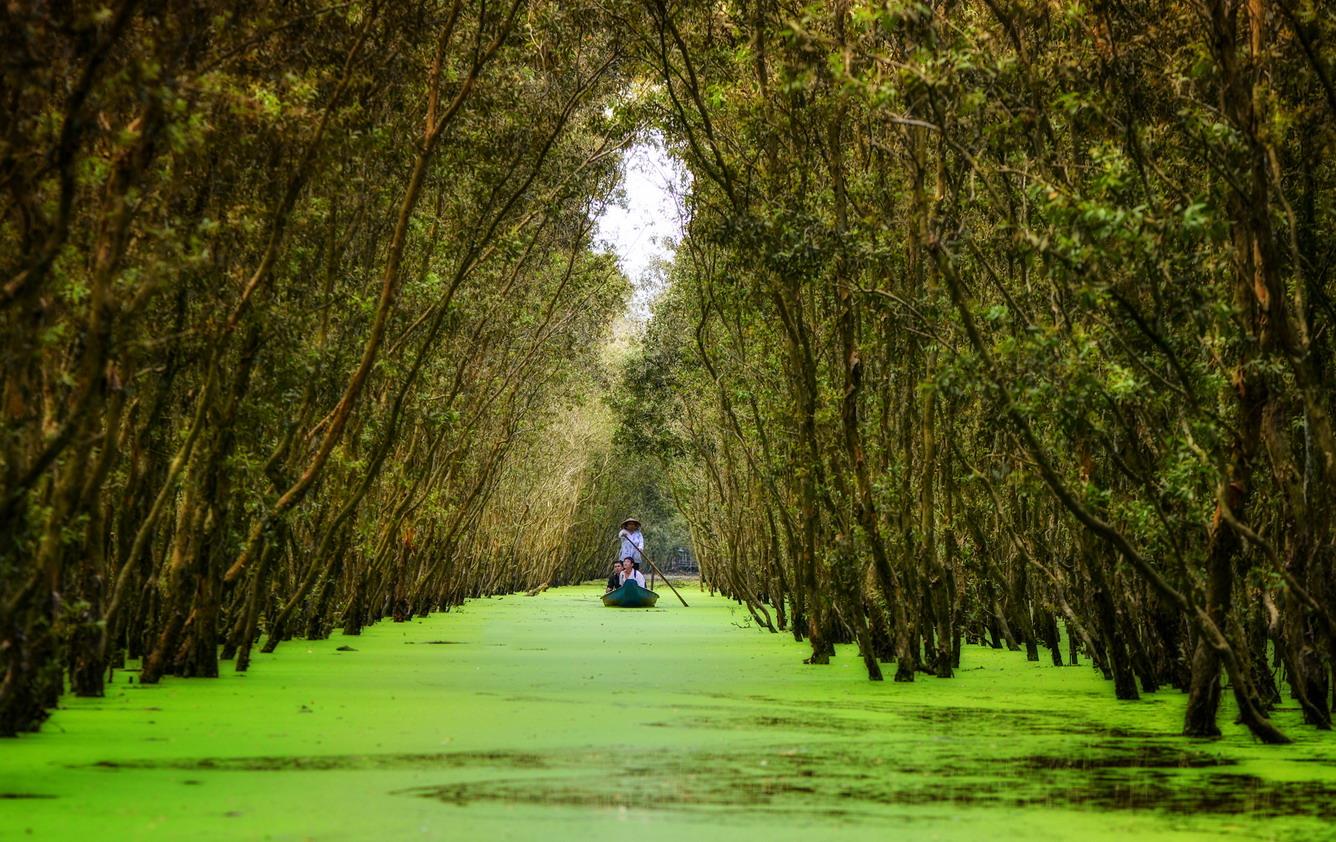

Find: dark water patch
[398,751,861,812]
[1021,745,1235,770]
[633,699,876,736]
[1102,726,1157,737]
[499,694,566,706]
[0,793,57,800]
[81,750,552,773]
[732,694,1170,743]
[651,700,1154,743]
[650,712,870,735]
[405,771,1336,822]
[1293,756,1336,766]
[1054,772,1336,819]
[727,693,1164,740]
[395,743,1336,823]
[750,714,868,734]
[891,704,1163,740]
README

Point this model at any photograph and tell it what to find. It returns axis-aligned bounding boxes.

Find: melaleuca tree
[629,0,1333,742]
[0,0,640,735]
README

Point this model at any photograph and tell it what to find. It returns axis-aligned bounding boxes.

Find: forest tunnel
[2,0,1335,751]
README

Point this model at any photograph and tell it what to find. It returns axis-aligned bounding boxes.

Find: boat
[602,581,660,608]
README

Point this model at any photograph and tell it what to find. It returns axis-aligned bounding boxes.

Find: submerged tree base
[1,585,1332,840]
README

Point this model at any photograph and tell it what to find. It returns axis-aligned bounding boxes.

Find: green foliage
[628,0,1336,740]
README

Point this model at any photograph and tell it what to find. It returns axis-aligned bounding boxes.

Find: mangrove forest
[2,0,1334,837]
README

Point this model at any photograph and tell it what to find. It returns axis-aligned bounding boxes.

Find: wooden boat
[602,581,660,608]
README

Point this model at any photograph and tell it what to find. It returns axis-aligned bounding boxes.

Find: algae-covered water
[2,584,1334,841]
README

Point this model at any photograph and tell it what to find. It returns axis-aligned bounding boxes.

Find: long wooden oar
[624,538,689,607]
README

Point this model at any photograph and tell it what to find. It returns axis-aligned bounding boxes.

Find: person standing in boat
[618,517,644,568]
[618,557,646,588]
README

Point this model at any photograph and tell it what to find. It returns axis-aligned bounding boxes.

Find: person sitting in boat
[605,560,622,593]
[618,557,645,588]
[618,517,644,567]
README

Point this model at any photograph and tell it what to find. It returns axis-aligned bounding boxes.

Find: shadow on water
[85,750,552,772]
[82,740,1336,823]
[1020,745,1235,769]
[392,745,1336,822]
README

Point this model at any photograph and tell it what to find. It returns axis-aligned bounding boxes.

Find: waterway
[2,584,1333,840]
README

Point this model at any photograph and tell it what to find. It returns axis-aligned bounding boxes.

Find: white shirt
[619,569,646,587]
[619,529,644,563]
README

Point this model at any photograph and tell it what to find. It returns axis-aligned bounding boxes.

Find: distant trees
[625,0,1334,742]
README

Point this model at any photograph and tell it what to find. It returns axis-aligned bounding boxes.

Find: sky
[593,135,690,321]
